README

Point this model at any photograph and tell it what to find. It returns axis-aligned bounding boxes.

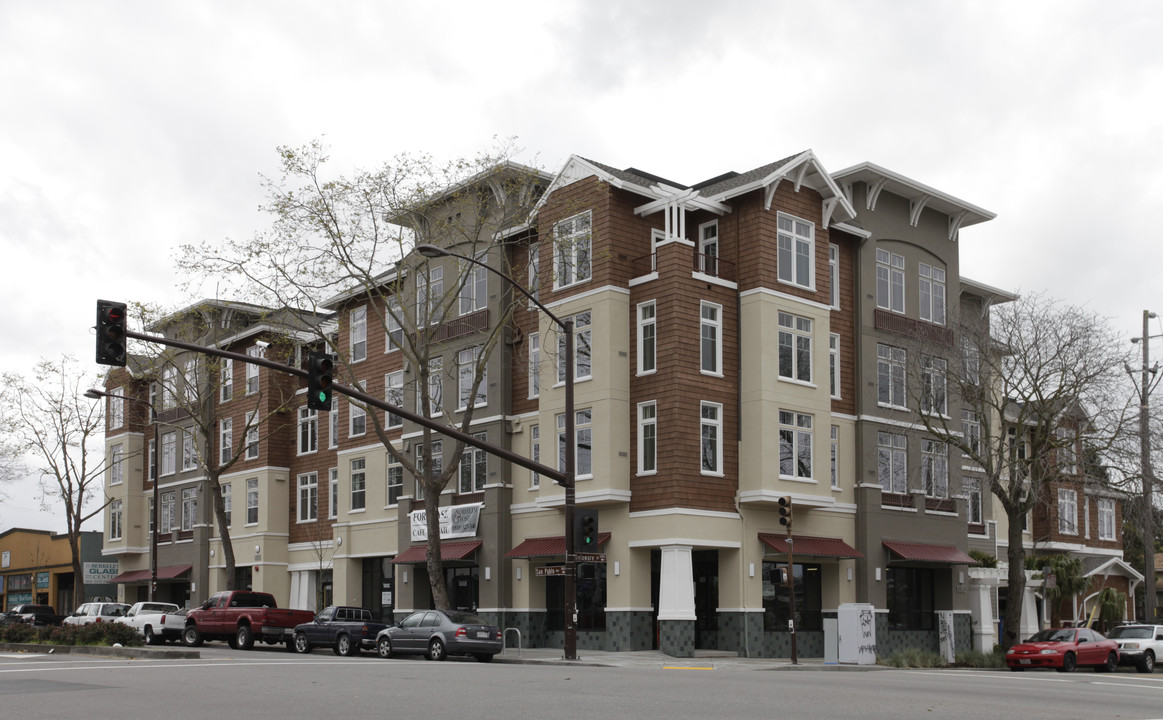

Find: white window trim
[700,401,724,477]
[776,211,815,290]
[385,371,404,429]
[778,410,813,481]
[328,468,339,519]
[553,210,592,290]
[457,346,487,411]
[109,387,124,429]
[637,300,657,377]
[1058,487,1078,535]
[828,243,840,310]
[298,406,319,456]
[777,311,813,385]
[1097,498,1116,541]
[528,332,540,399]
[829,333,841,399]
[700,301,723,377]
[638,401,657,476]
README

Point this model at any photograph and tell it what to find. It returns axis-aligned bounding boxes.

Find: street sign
[576,553,606,563]
[535,566,567,576]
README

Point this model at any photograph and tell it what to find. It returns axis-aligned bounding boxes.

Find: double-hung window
[109,388,124,429]
[877,344,906,408]
[328,468,338,518]
[918,263,946,325]
[246,478,259,525]
[778,312,812,383]
[245,345,262,394]
[777,212,814,288]
[458,433,488,493]
[386,298,403,352]
[181,487,197,531]
[553,211,592,289]
[638,402,657,475]
[299,406,318,454]
[182,431,198,471]
[530,425,540,489]
[830,425,839,489]
[417,265,443,328]
[459,254,488,315]
[828,244,840,309]
[222,483,231,526]
[458,346,486,410]
[637,301,656,375]
[829,334,840,398]
[876,249,905,313]
[964,477,983,524]
[220,359,233,402]
[421,358,443,415]
[700,302,721,375]
[921,356,947,416]
[379,462,398,508]
[160,491,176,533]
[329,397,339,448]
[961,338,980,385]
[298,472,318,522]
[244,411,259,460]
[700,402,723,475]
[350,458,366,511]
[110,444,124,485]
[216,420,231,466]
[385,371,404,428]
[109,500,123,540]
[557,311,592,383]
[878,432,907,494]
[162,431,177,475]
[528,332,540,398]
[350,306,367,362]
[1097,498,1116,540]
[349,381,367,437]
[557,409,593,478]
[778,410,813,480]
[1058,488,1078,534]
[921,440,948,498]
[415,442,442,499]
[962,411,981,457]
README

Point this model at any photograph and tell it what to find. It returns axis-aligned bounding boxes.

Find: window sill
[779,476,817,484]
[777,279,816,293]
[552,377,593,389]
[296,518,319,525]
[348,508,366,515]
[553,279,592,292]
[700,370,724,378]
[636,369,657,378]
[636,470,657,477]
[297,450,318,457]
[700,471,725,478]
[877,402,909,412]
[778,377,816,389]
[349,433,367,439]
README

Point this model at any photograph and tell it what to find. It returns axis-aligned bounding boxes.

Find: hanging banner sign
[409,503,483,542]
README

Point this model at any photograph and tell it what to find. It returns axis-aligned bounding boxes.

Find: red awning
[759,534,863,559]
[505,533,612,558]
[883,540,978,565]
[110,565,192,584]
[392,540,483,564]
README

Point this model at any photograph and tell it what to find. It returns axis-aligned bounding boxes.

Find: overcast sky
[3,0,1162,532]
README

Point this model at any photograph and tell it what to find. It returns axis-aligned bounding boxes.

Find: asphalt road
[2,644,1162,720]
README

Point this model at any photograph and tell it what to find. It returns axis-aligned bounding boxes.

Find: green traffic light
[317,391,328,403]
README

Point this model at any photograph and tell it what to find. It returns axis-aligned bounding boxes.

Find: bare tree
[0,356,111,607]
[178,139,547,609]
[909,293,1133,648]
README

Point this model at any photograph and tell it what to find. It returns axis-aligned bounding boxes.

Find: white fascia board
[321,267,402,309]
[960,276,1019,304]
[707,150,857,223]
[831,161,996,227]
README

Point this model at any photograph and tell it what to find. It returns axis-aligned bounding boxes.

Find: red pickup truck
[182,591,315,650]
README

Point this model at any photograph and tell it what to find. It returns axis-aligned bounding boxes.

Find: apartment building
[99,149,1128,658]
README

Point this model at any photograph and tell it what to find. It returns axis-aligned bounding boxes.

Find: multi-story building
[99,149,1129,657]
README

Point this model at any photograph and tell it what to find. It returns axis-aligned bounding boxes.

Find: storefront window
[762,561,822,631]
[545,562,606,631]
[886,567,935,630]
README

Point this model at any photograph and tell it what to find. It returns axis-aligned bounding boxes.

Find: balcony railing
[874,309,954,346]
[412,308,489,344]
[880,492,915,509]
[925,497,956,513]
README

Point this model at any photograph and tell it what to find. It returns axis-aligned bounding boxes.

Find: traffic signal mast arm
[121,328,568,486]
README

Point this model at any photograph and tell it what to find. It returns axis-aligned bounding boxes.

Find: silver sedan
[375,610,502,662]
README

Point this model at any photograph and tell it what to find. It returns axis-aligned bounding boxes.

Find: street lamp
[86,388,160,602]
[415,243,580,661]
[1129,310,1160,621]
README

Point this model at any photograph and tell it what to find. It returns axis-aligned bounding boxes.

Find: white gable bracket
[909,194,930,227]
[822,197,839,229]
[763,177,783,211]
[793,162,809,192]
[948,210,968,242]
[866,178,886,211]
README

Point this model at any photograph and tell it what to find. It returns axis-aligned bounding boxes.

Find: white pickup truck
[1108,624,1163,673]
[114,602,187,645]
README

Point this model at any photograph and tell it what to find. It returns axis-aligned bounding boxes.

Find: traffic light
[306,351,334,411]
[778,496,793,531]
[96,300,127,367]
[574,510,598,552]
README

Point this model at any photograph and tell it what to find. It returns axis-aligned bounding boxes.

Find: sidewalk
[492,647,885,671]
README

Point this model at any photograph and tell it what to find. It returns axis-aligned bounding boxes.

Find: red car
[1006,627,1119,672]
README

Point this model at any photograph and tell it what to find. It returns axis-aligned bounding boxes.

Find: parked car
[292,605,389,656]
[62,602,131,626]
[183,590,315,650]
[1107,624,1163,673]
[1006,627,1119,672]
[114,602,186,645]
[1,604,66,626]
[375,609,502,662]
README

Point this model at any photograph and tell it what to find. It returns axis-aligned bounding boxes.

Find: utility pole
[1134,310,1158,621]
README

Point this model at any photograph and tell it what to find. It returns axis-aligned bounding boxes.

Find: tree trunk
[1004,515,1027,649]
[210,475,237,592]
[69,532,83,608]
[424,489,450,610]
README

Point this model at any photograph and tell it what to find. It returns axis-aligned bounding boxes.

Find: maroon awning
[392,540,483,564]
[110,565,192,584]
[759,534,863,559]
[883,540,978,565]
[505,533,612,558]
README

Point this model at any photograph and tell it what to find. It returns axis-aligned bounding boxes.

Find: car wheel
[427,638,447,662]
[143,626,157,646]
[474,653,494,663]
[1096,652,1117,673]
[1057,652,1077,673]
[336,634,358,657]
[235,625,255,651]
[182,625,203,647]
[293,632,312,654]
[1140,652,1155,673]
[377,637,393,659]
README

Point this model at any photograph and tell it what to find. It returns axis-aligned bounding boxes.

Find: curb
[0,642,200,659]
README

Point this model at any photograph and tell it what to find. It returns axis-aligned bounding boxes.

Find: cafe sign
[409,503,482,542]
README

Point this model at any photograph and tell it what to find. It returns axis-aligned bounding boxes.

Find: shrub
[968,550,997,568]
[4,622,143,647]
[955,648,1005,668]
[0,622,36,643]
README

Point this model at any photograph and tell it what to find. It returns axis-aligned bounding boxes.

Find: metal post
[786,529,797,665]
[1142,310,1157,622]
[563,318,577,661]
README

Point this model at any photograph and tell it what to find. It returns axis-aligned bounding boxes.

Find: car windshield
[445,611,487,625]
[1109,626,1153,639]
[1028,629,1076,643]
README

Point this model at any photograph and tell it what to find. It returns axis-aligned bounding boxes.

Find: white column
[968,584,996,652]
[657,545,696,621]
[1021,582,1041,638]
